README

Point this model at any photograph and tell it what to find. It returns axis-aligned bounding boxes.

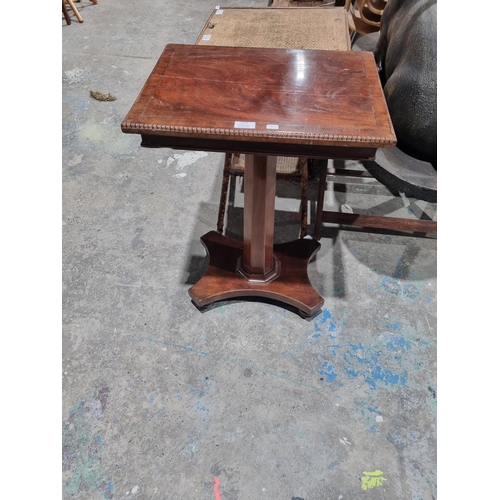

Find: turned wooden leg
[66,0,83,22]
[216,153,233,234]
[299,157,308,238]
[62,0,71,24]
[314,160,328,240]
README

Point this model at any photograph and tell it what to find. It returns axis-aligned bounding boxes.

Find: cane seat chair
[217,154,309,237]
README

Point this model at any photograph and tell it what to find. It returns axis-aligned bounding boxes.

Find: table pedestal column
[188,154,324,317]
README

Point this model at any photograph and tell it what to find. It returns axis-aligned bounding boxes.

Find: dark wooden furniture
[122,44,396,316]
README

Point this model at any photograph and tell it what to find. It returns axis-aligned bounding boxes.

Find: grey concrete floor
[62,1,437,498]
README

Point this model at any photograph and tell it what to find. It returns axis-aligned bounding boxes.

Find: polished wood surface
[242,155,277,277]
[188,231,324,316]
[122,44,396,157]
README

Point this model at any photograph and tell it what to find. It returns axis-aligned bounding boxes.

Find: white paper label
[202,35,211,41]
[216,9,224,14]
[234,121,256,129]
[266,124,279,130]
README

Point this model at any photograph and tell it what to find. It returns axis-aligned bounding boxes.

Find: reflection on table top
[122,44,396,158]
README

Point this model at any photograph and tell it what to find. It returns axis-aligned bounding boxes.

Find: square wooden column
[240,155,279,281]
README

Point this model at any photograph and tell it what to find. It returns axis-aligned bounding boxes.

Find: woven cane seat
[231,154,302,176]
[196,7,351,51]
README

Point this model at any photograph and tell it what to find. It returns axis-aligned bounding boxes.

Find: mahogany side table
[121,44,396,316]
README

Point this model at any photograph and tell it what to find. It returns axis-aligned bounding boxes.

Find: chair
[62,0,72,24]
[217,154,309,238]
[313,149,437,239]
[63,0,97,24]
[366,0,388,16]
[345,0,386,37]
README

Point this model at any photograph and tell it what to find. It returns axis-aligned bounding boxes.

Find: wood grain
[188,231,324,317]
[242,155,277,276]
[122,44,396,154]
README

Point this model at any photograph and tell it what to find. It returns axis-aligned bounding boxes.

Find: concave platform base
[188,231,324,317]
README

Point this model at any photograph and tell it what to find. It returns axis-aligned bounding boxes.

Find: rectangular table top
[195,7,351,51]
[122,44,396,158]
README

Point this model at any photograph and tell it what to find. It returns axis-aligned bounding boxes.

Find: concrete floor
[62,1,437,498]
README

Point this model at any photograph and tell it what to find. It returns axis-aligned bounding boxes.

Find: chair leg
[299,158,308,238]
[217,153,233,233]
[62,0,71,24]
[66,0,84,22]
[314,160,328,240]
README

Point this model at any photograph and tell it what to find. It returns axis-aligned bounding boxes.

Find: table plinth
[189,153,323,317]
[188,231,323,317]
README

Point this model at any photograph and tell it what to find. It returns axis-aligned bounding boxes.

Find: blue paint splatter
[319,361,337,382]
[385,335,411,352]
[328,461,340,470]
[380,276,402,296]
[370,365,407,387]
[330,343,342,356]
[403,283,420,300]
[314,309,344,338]
[343,342,409,389]
[320,310,332,323]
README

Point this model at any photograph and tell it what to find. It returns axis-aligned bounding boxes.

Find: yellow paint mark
[361,470,387,490]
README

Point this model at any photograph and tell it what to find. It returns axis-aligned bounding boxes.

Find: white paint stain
[67,154,83,166]
[166,151,208,171]
[173,173,187,178]
[131,486,139,494]
[339,437,351,446]
[376,415,384,422]
[64,67,85,84]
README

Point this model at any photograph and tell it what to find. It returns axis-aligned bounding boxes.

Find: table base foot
[188,231,324,317]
